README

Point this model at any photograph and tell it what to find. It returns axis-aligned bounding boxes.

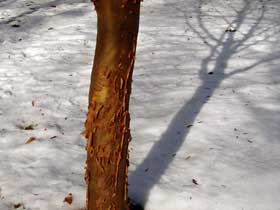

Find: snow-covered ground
[1,0,280,210]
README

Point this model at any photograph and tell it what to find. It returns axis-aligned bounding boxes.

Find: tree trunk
[84,1,141,210]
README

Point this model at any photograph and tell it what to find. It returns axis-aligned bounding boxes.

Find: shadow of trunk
[128,0,279,207]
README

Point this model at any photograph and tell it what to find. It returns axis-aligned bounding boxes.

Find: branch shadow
[0,0,17,7]
[0,0,88,31]
[129,0,280,207]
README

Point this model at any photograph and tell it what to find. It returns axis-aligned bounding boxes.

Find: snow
[1,0,280,210]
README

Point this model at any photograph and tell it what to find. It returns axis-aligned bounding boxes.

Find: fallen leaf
[50,136,57,139]
[24,124,38,130]
[11,24,20,28]
[185,155,192,160]
[25,136,37,144]
[64,193,73,205]
[192,178,199,185]
[225,27,237,32]
[13,203,22,209]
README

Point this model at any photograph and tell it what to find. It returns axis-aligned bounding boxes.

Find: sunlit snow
[1,0,280,210]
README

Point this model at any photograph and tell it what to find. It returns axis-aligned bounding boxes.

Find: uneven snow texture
[1,0,280,210]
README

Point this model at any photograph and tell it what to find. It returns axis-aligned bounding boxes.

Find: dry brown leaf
[63,193,73,205]
[185,155,192,160]
[23,124,38,130]
[25,136,37,144]
[13,203,22,209]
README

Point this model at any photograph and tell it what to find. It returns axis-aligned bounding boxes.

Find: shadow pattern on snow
[129,0,280,207]
[0,0,88,30]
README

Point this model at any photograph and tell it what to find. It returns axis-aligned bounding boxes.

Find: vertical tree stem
[84,1,141,210]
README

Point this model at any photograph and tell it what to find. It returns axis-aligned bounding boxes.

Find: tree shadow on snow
[129,0,280,207]
[0,0,88,31]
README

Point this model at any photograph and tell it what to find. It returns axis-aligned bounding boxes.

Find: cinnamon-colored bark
[84,1,141,210]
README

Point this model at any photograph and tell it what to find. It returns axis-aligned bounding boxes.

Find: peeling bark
[85,1,141,210]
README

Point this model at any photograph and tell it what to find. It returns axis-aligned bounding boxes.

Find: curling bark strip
[84,1,141,210]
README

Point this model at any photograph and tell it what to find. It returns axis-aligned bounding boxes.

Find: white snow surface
[1,0,280,210]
